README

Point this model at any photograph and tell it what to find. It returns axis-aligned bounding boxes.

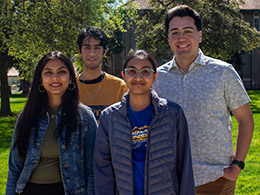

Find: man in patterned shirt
[153,5,254,195]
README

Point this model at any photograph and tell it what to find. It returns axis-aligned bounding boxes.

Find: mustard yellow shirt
[77,72,128,121]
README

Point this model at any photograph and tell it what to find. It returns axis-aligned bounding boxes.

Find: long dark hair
[14,51,81,161]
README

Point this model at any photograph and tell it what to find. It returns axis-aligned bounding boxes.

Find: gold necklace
[81,73,103,101]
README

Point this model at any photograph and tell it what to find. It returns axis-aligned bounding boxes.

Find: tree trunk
[0,50,13,116]
[20,79,30,95]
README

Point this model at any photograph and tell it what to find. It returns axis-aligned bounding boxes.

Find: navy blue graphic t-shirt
[127,102,154,195]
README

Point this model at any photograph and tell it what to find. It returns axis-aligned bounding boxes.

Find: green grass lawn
[247,90,260,113]
[233,113,260,195]
[0,92,27,194]
[0,91,259,194]
[0,92,27,115]
[234,90,260,195]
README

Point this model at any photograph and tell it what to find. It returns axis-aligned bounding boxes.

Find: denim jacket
[6,104,97,195]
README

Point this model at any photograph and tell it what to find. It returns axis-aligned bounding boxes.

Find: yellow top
[77,72,128,121]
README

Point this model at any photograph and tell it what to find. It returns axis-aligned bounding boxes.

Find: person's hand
[223,164,241,181]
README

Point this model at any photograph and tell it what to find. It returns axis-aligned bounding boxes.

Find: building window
[254,12,260,31]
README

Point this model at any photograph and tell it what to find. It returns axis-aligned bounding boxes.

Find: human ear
[154,72,158,79]
[78,48,82,56]
[153,72,158,83]
[199,31,202,43]
[103,49,107,56]
[121,71,125,79]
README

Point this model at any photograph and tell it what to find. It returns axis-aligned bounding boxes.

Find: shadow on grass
[0,117,16,149]
[10,100,26,104]
[10,92,28,98]
[0,92,27,116]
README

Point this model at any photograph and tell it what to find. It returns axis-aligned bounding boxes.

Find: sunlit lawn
[235,90,260,194]
[0,91,259,194]
[233,113,260,195]
[0,92,27,194]
[247,90,260,113]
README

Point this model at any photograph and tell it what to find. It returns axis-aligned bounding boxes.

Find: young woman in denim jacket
[94,50,195,195]
[6,51,97,195]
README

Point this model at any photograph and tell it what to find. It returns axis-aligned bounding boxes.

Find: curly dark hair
[77,26,108,53]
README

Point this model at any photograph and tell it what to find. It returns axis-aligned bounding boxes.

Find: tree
[0,1,17,116]
[135,0,260,62]
[0,0,136,116]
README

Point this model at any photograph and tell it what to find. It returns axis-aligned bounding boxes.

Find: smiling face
[122,57,157,96]
[41,59,70,99]
[168,16,202,64]
[78,36,106,71]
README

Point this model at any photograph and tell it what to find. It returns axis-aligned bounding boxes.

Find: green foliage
[1,0,138,81]
[0,0,138,116]
[135,9,171,60]
[135,0,260,62]
[198,0,260,60]
[73,53,83,74]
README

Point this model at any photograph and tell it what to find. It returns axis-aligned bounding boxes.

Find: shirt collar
[168,49,206,71]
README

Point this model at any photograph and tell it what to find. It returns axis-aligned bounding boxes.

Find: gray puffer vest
[94,89,195,195]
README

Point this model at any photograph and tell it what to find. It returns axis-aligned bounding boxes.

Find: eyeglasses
[169,28,195,39]
[124,67,155,78]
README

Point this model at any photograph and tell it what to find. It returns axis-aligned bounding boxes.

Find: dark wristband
[232,160,245,170]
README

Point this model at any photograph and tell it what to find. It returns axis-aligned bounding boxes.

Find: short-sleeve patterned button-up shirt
[153,50,250,186]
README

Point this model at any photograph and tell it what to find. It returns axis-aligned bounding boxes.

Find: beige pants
[196,177,236,195]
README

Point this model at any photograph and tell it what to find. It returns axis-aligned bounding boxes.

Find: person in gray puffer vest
[94,50,195,195]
